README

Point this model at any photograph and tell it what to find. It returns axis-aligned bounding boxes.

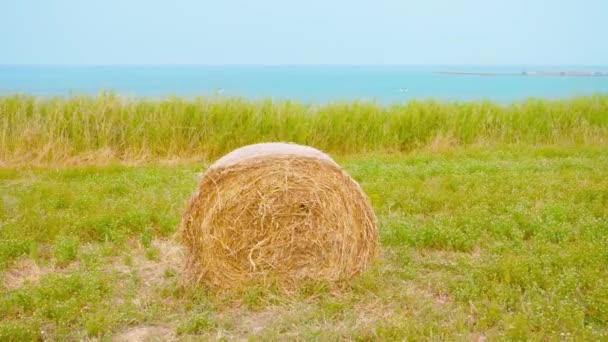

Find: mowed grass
[1,146,607,340]
[1,94,608,164]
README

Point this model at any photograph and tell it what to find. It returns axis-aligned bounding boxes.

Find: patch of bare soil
[112,239,185,290]
[109,239,185,339]
[2,257,47,290]
[113,325,175,342]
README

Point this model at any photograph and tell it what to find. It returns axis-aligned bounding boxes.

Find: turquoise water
[1,65,608,102]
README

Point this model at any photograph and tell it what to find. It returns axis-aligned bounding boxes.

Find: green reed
[1,93,607,163]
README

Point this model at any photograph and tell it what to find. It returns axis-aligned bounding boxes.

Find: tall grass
[1,93,607,163]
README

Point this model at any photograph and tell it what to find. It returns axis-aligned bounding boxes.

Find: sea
[1,65,608,103]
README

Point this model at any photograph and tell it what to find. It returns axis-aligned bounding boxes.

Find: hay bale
[179,142,378,290]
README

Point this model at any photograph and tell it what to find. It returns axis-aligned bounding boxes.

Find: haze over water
[1,65,608,103]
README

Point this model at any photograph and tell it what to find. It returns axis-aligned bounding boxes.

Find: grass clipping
[180,143,379,290]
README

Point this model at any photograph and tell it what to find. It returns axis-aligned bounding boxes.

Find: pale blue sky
[1,0,606,65]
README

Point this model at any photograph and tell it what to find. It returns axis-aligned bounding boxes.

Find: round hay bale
[179,142,378,290]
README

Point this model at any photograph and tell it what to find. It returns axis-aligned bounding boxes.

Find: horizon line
[1,63,608,67]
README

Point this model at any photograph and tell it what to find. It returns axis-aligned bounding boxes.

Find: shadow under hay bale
[179,143,378,290]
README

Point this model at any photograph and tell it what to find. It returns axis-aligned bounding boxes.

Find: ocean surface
[1,65,608,103]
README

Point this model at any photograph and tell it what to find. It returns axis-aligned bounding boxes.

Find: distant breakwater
[436,70,608,77]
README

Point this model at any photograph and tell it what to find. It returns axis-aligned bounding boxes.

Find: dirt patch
[110,239,185,297]
[2,257,46,290]
[113,239,183,272]
[113,325,175,342]
[139,240,185,288]
[240,308,281,334]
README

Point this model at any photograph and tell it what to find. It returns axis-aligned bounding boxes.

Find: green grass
[1,94,607,164]
[1,146,607,340]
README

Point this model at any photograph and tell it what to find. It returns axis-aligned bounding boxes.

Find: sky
[0,0,606,65]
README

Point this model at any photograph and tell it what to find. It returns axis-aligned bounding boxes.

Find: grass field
[1,146,607,340]
[1,95,608,340]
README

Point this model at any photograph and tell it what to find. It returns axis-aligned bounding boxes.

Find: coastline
[436,70,608,77]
